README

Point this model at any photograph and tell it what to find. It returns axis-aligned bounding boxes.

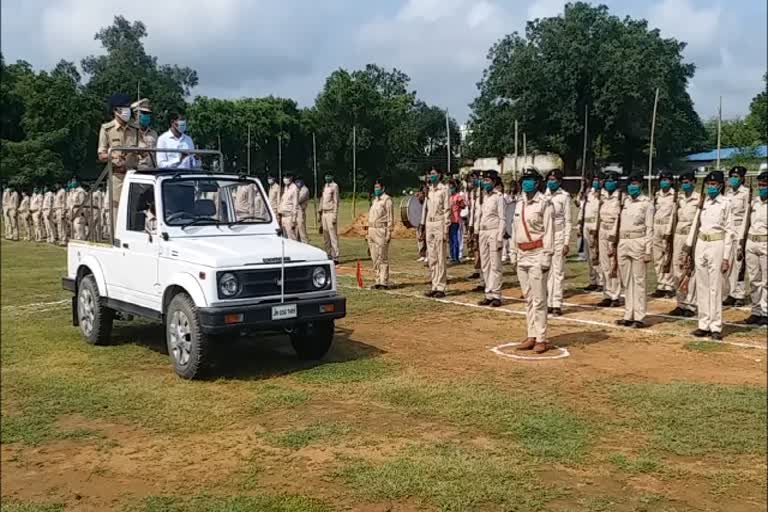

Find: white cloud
[527,0,563,20]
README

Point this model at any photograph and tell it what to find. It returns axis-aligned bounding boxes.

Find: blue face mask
[522,180,536,193]
[759,186,768,199]
[139,112,151,128]
[729,176,741,188]
[592,180,600,190]
[176,120,187,134]
[547,181,559,191]
[681,182,694,193]
[627,184,641,197]
[707,185,720,198]
[373,188,383,197]
[604,180,617,192]
[660,179,671,190]
[483,182,494,192]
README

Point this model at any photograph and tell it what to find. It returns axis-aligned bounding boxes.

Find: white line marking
[490,341,570,361]
[2,299,69,310]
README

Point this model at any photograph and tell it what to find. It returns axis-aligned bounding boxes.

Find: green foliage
[263,421,351,449]
[469,2,706,171]
[746,73,767,144]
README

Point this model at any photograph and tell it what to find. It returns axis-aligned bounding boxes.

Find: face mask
[138,112,151,128]
[325,176,333,183]
[547,181,559,191]
[660,179,671,190]
[283,178,291,185]
[117,107,131,122]
[176,120,187,134]
[759,186,768,199]
[627,184,641,197]
[483,182,494,192]
[681,182,694,193]
[296,181,304,189]
[729,176,741,188]
[707,185,720,198]
[373,188,383,197]
[429,174,439,184]
[592,180,600,190]
[449,187,456,194]
[522,180,536,193]
[267,178,275,185]
[474,179,481,187]
[604,180,617,192]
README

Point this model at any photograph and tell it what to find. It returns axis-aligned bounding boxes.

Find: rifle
[591,188,602,266]
[737,178,754,281]
[609,189,623,278]
[578,177,589,254]
[679,179,708,295]
[661,185,679,274]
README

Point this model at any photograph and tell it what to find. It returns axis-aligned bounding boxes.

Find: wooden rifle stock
[679,180,708,295]
[609,190,623,278]
[661,186,679,274]
[737,178,753,281]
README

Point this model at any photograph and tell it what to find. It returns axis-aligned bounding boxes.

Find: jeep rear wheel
[290,320,335,360]
[166,293,209,380]
[77,274,113,345]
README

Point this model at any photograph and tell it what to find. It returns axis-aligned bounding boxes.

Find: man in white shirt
[157,112,197,169]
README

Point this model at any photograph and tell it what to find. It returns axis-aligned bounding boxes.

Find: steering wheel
[166,211,196,223]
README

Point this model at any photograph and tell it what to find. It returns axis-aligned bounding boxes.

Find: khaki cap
[131,98,152,112]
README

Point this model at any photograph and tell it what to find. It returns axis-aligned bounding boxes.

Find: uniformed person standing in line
[296,177,310,243]
[6,187,19,241]
[70,178,88,240]
[54,184,68,245]
[684,170,734,341]
[742,171,768,326]
[2,186,9,239]
[651,170,677,298]
[367,178,394,290]
[723,166,750,306]
[18,191,31,241]
[91,186,103,241]
[669,171,700,317]
[544,169,572,316]
[469,171,485,289]
[277,173,299,240]
[614,174,654,328]
[131,98,158,169]
[513,169,554,354]
[320,173,340,263]
[420,168,451,298]
[577,172,604,292]
[98,93,139,226]
[597,171,622,307]
[43,186,56,243]
[30,188,43,242]
[235,180,256,220]
[477,171,505,307]
[267,175,280,214]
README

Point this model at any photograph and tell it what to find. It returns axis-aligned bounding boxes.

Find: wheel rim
[168,310,192,366]
[78,287,95,336]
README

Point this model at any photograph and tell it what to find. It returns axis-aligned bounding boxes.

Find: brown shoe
[533,342,549,354]
[516,338,536,351]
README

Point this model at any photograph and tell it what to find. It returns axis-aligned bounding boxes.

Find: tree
[469,2,706,172]
[703,117,760,149]
[746,73,767,144]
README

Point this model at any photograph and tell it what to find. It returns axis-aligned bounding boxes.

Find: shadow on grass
[549,330,611,348]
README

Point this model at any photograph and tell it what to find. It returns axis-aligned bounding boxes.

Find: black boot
[723,296,736,306]
[743,315,763,325]
[692,329,710,337]
[597,298,612,307]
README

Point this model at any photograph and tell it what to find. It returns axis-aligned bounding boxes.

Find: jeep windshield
[162,177,272,227]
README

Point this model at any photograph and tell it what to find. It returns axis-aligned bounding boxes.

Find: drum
[400,195,423,229]
[504,199,516,237]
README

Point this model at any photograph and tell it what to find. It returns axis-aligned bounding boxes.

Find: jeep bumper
[198,296,346,334]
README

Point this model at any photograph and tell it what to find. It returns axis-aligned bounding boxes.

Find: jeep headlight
[219,272,241,297]
[312,266,328,289]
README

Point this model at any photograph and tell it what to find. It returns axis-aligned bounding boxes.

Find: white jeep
[62,149,346,379]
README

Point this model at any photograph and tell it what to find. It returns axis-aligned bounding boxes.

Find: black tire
[165,293,209,379]
[77,274,113,345]
[290,320,335,360]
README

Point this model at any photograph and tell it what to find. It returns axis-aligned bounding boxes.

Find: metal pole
[581,105,589,179]
[352,125,357,218]
[716,96,722,169]
[445,111,451,175]
[648,87,660,196]
[247,124,251,175]
[278,133,283,202]
[312,132,318,230]
[523,132,527,161]
[137,81,140,102]
[514,120,519,178]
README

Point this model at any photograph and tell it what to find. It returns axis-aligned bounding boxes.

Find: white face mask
[267,178,275,185]
[117,107,131,122]
[283,178,291,185]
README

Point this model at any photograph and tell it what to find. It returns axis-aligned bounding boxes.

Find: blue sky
[1,0,765,123]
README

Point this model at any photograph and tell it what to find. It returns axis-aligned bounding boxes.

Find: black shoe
[424,290,436,297]
[552,308,563,316]
[584,284,600,292]
[610,300,621,308]
[761,316,768,326]
[597,299,612,308]
[710,332,723,341]
[666,290,677,298]
[615,319,631,326]
[489,299,502,308]
[651,290,666,298]
[472,285,485,293]
[733,299,746,307]
[692,329,710,337]
[743,315,763,325]
[333,259,340,265]
[547,307,554,314]
[723,296,736,306]
[681,309,696,318]
[433,291,446,299]
[468,272,480,279]
[478,298,492,306]
[633,321,647,329]
[669,307,685,317]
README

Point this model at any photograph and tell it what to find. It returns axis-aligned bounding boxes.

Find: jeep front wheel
[77,274,113,345]
[166,293,209,379]
[290,320,335,360]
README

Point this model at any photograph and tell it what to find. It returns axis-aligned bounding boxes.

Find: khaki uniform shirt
[43,192,54,211]
[2,190,8,211]
[235,184,256,217]
[98,119,139,171]
[675,191,701,235]
[653,188,676,237]
[725,185,750,241]
[320,183,339,213]
[298,186,310,211]
[545,187,572,246]
[278,183,299,222]
[598,191,622,240]
[578,188,602,232]
[19,195,30,213]
[685,194,735,258]
[92,190,103,211]
[513,191,554,264]
[71,187,87,216]
[268,183,280,213]
[368,193,394,239]
[54,189,66,210]
[748,197,767,236]
[479,189,506,245]
[421,183,450,228]
[136,127,159,169]
[619,194,654,256]
[8,191,19,210]
[30,193,42,212]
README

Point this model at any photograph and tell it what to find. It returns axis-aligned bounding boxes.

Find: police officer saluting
[743,170,768,325]
[669,171,700,318]
[651,170,676,298]
[513,168,554,354]
[544,169,571,316]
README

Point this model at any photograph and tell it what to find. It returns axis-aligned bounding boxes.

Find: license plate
[272,303,297,320]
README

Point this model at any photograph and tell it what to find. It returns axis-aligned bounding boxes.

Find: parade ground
[1,210,766,512]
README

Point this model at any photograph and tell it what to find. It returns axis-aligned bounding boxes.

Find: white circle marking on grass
[490,341,570,361]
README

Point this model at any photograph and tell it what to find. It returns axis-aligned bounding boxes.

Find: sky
[1,0,765,124]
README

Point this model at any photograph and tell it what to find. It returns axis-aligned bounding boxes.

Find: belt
[749,234,768,242]
[699,232,724,242]
[620,232,645,240]
[426,217,444,223]
[654,218,669,225]
[370,223,389,228]
[583,217,595,223]
[676,225,691,235]
[517,239,544,251]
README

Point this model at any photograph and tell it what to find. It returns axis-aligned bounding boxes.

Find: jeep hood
[164,235,329,267]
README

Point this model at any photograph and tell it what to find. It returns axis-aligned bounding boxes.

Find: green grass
[128,495,331,512]
[263,421,351,449]
[292,357,398,384]
[0,503,65,512]
[608,453,660,474]
[336,442,558,512]
[684,341,730,352]
[0,241,68,306]
[611,382,767,456]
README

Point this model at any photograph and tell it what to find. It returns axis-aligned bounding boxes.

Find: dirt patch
[342,213,417,239]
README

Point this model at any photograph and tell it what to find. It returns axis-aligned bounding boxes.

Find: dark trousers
[449,223,461,262]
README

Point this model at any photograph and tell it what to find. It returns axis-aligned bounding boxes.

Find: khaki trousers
[517,252,549,341]
[672,230,697,311]
[32,211,43,241]
[426,222,447,292]
[479,230,502,300]
[20,212,32,240]
[368,227,390,286]
[618,239,647,322]
[694,240,725,333]
[724,244,746,299]
[584,227,602,286]
[7,208,18,240]
[44,210,56,243]
[746,239,768,316]
[652,232,675,291]
[55,209,68,244]
[297,208,309,243]
[2,208,8,238]
[547,230,566,307]
[322,212,339,260]
[280,216,298,240]
[111,173,124,231]
[598,235,621,300]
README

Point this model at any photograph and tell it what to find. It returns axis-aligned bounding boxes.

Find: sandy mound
[341,213,417,239]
